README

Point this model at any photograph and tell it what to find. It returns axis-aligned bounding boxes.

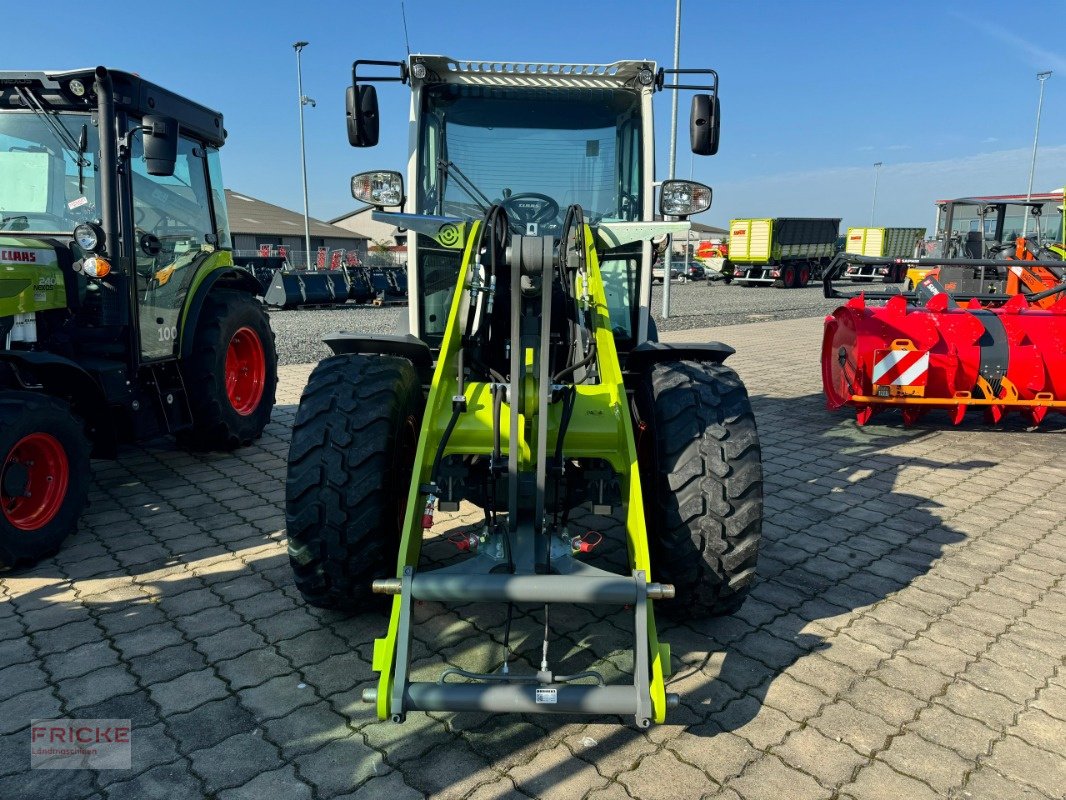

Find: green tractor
[0,68,277,567]
[286,55,763,726]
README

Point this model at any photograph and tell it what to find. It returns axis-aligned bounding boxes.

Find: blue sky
[7,0,1064,230]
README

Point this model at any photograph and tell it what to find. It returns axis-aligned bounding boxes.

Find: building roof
[690,221,729,236]
[328,205,373,225]
[225,190,369,240]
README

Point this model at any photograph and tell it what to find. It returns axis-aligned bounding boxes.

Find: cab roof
[0,67,225,147]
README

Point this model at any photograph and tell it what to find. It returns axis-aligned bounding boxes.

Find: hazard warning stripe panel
[872,349,930,386]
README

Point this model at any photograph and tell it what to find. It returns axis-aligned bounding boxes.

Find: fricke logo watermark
[30,719,132,770]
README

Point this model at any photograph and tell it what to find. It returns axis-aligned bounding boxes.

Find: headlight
[351,171,404,207]
[68,79,86,97]
[410,62,427,80]
[659,180,713,218]
[637,67,655,86]
[82,256,111,278]
[73,222,105,252]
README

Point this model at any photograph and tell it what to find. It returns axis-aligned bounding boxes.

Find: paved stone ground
[2,316,1064,800]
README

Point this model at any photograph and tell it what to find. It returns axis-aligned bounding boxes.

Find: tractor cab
[344,55,718,350]
[932,195,1064,259]
[0,68,242,368]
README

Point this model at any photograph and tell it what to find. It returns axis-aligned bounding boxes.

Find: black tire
[178,289,277,451]
[286,354,422,609]
[636,361,762,618]
[0,392,91,568]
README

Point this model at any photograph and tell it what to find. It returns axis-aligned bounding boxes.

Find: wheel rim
[225,327,267,416]
[2,433,69,530]
[799,266,811,286]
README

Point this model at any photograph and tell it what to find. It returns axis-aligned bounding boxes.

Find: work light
[73,222,105,253]
[659,180,712,218]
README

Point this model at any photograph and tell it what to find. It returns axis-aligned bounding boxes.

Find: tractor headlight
[410,62,427,80]
[659,180,713,218]
[73,222,105,253]
[68,79,87,97]
[637,67,655,86]
[351,170,404,208]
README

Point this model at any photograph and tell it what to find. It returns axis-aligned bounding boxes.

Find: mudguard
[323,333,433,382]
[179,265,263,359]
[0,351,117,457]
[624,340,735,373]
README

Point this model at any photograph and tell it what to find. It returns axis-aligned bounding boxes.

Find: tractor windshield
[0,111,99,234]
[418,84,643,230]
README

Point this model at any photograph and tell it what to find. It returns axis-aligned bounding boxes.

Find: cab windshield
[0,111,99,233]
[418,84,643,231]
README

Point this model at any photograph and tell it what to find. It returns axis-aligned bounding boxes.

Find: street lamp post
[870,161,883,226]
[293,41,315,269]
[662,0,682,320]
[1023,70,1052,237]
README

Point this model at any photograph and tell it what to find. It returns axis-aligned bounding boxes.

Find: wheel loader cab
[345,56,719,351]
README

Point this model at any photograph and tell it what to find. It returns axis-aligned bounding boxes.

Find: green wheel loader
[286,56,763,726]
[0,68,277,567]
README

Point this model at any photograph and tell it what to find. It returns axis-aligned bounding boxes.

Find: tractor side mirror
[346,85,380,148]
[142,116,179,176]
[690,94,719,156]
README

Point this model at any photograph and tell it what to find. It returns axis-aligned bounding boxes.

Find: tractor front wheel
[636,361,763,618]
[286,354,422,609]
[179,290,277,451]
[0,392,91,568]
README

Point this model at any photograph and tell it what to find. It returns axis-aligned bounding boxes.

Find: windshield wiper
[0,214,29,231]
[15,87,92,189]
[437,158,492,213]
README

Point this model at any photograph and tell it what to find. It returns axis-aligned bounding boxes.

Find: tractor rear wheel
[636,361,762,618]
[0,392,91,568]
[178,290,277,451]
[286,354,422,609]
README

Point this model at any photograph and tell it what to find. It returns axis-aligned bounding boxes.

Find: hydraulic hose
[552,341,597,384]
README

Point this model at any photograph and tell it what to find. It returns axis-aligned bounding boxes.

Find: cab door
[128,133,217,360]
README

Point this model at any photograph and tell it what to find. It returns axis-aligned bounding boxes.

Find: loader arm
[368,210,672,725]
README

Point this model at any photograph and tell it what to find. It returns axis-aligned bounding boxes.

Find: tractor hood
[0,236,68,316]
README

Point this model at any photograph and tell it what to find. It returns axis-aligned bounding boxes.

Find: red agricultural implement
[821,256,1066,427]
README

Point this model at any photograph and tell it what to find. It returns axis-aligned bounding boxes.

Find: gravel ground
[267,280,839,365]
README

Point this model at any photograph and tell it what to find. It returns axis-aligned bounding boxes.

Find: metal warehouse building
[226,190,369,269]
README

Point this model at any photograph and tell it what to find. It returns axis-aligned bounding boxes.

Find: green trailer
[721,216,840,288]
[841,226,925,283]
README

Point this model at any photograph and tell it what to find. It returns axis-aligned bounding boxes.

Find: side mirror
[142,115,179,176]
[690,94,720,156]
[352,171,404,207]
[346,85,380,148]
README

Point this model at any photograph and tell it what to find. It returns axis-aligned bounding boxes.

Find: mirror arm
[116,125,148,172]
